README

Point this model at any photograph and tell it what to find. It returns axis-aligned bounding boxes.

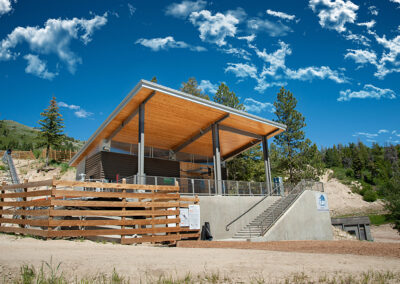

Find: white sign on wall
[188,204,201,230]
[315,192,329,211]
[179,208,189,227]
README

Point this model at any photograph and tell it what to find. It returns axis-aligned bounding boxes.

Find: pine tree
[180,77,209,100]
[214,83,245,110]
[38,96,65,166]
[273,87,307,183]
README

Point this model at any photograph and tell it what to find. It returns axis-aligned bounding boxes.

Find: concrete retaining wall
[199,195,281,240]
[254,190,333,242]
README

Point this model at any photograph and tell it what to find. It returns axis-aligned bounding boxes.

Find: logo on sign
[315,192,329,211]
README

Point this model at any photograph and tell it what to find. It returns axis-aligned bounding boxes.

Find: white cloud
[285,66,347,83]
[309,0,358,33]
[251,41,292,77]
[189,10,241,46]
[127,3,136,16]
[266,9,296,21]
[136,36,206,52]
[237,34,256,43]
[58,101,80,110]
[219,46,251,60]
[390,0,400,5]
[338,84,396,101]
[74,109,93,118]
[378,129,389,134]
[0,14,108,73]
[225,62,258,79]
[59,101,93,118]
[165,0,206,18]
[198,80,218,94]
[357,20,375,30]
[23,54,57,80]
[247,17,292,37]
[344,32,371,46]
[353,132,378,139]
[344,49,377,65]
[244,98,275,113]
[373,34,400,78]
[0,0,11,16]
[368,6,378,16]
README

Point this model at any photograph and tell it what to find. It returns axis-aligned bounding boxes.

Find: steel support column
[262,136,272,195]
[212,124,223,195]
[137,103,145,184]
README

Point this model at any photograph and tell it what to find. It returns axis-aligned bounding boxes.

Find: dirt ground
[0,234,400,282]
[371,224,400,243]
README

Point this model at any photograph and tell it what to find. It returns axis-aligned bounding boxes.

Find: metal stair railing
[258,180,324,237]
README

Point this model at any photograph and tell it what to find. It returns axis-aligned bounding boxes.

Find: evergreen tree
[150,76,157,83]
[38,96,65,166]
[273,87,309,183]
[214,83,245,110]
[180,77,209,100]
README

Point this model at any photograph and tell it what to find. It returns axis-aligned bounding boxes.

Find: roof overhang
[69,80,286,166]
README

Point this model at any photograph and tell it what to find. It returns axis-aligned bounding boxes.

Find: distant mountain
[0,120,84,151]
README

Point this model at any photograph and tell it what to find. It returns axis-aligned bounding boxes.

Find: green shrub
[345,168,354,178]
[363,189,378,202]
[33,149,42,159]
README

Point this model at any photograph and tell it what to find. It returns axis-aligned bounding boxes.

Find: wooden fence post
[121,178,126,244]
[20,179,28,229]
[0,182,5,227]
[47,176,56,240]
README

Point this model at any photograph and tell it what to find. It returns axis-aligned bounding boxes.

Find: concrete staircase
[233,192,302,239]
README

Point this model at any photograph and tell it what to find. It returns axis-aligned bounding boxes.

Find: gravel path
[1,234,400,282]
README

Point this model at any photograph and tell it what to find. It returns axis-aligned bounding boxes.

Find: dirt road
[1,234,400,282]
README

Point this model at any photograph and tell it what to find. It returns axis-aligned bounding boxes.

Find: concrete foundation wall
[199,195,281,240]
[254,190,333,242]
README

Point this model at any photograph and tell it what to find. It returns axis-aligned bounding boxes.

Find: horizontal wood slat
[49,209,180,217]
[53,180,179,192]
[47,227,182,237]
[0,180,53,191]
[0,209,50,216]
[51,200,180,208]
[0,200,51,207]
[0,218,49,226]
[0,190,52,199]
[53,190,180,200]
[121,234,180,244]
[48,218,180,227]
[0,226,48,237]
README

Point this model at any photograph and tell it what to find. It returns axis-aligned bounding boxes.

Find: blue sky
[0,0,399,147]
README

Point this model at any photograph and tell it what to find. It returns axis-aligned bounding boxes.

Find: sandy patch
[0,234,399,282]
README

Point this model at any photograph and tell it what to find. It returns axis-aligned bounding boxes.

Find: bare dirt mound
[371,224,400,243]
[321,170,384,217]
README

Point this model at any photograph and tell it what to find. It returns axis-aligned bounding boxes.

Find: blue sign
[315,192,329,211]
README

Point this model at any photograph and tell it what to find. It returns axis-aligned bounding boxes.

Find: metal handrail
[258,180,324,236]
[225,185,279,231]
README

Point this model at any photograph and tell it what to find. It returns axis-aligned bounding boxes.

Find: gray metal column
[137,103,145,184]
[212,124,223,195]
[262,136,272,195]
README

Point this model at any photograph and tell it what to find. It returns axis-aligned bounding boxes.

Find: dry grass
[2,260,400,284]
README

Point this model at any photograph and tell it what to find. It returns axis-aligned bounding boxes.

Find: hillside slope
[0,120,84,150]
[322,170,385,217]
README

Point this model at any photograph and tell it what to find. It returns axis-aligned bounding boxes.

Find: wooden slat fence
[0,178,200,244]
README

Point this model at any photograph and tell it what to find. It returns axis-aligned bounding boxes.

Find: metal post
[262,136,272,195]
[191,179,195,195]
[212,124,223,195]
[137,103,145,184]
[208,179,211,195]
